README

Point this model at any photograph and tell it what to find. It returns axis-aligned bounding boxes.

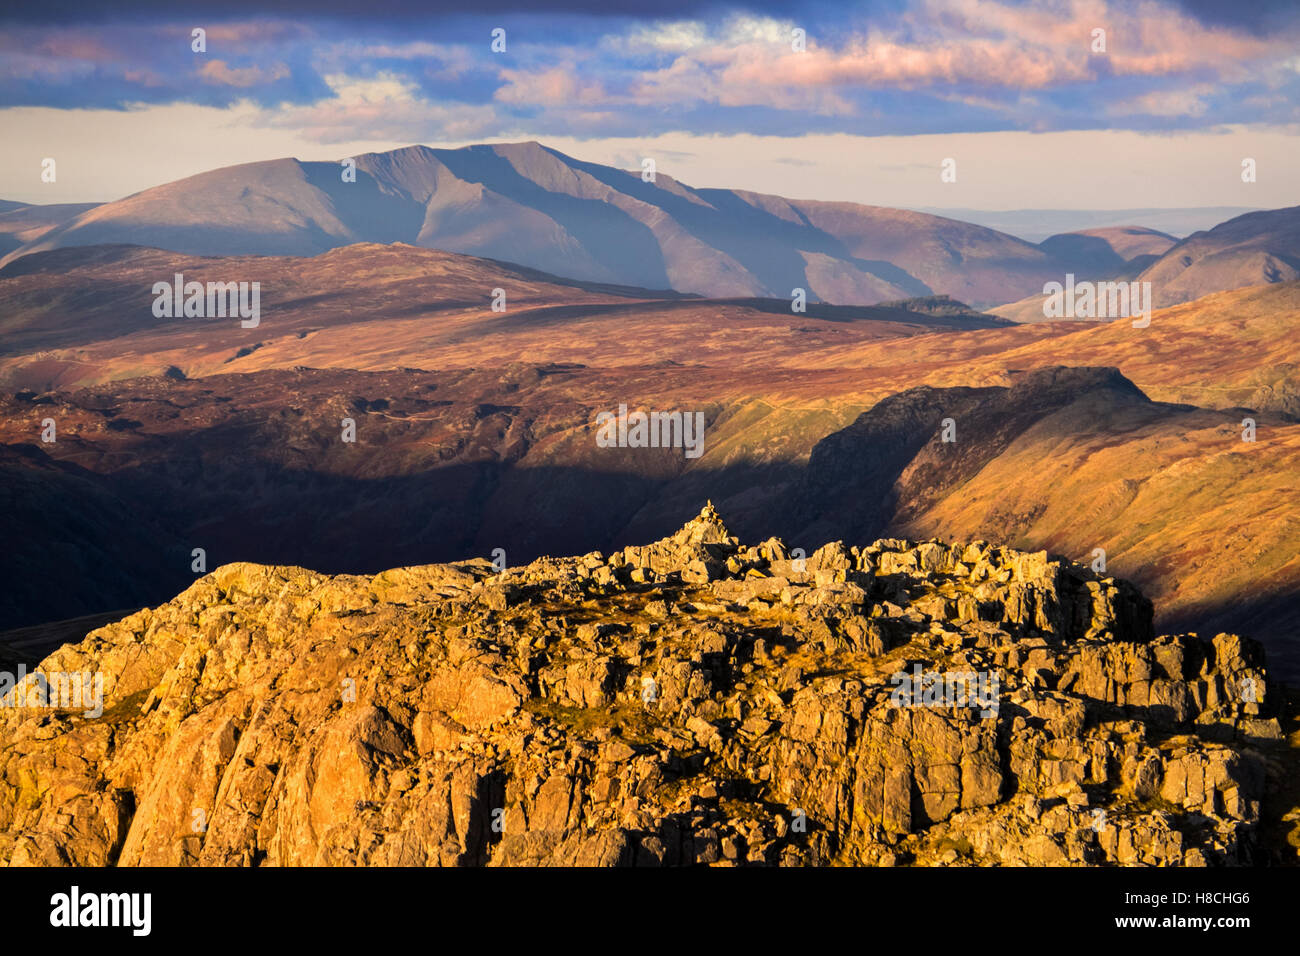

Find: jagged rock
[0,504,1289,866]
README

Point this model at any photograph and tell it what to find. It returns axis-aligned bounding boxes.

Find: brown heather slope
[971,282,1300,413]
[805,371,1300,666]
[0,506,1293,867]
[2,242,1297,414]
[814,279,1300,415]
[0,243,1005,391]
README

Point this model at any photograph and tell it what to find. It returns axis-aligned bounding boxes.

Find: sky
[1,0,1298,208]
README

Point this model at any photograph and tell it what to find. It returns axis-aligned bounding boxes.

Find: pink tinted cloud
[726,40,1089,91]
[199,22,312,45]
[0,28,122,64]
[257,74,501,142]
[494,65,607,106]
[199,60,291,87]
[615,0,1298,110]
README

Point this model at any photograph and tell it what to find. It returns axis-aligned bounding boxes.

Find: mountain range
[4,142,1294,312]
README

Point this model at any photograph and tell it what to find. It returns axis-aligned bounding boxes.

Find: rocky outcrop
[0,505,1285,866]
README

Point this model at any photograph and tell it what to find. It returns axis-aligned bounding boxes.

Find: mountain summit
[0,142,1063,309]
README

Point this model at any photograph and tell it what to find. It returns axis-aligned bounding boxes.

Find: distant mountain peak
[3,145,1292,312]
[0,142,1065,309]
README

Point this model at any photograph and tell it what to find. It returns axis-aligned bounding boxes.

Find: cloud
[1109,84,1215,117]
[253,72,502,142]
[718,38,1089,91]
[607,21,710,54]
[633,1,1292,100]
[199,21,312,45]
[199,60,291,87]
[2,0,1299,139]
[494,64,607,106]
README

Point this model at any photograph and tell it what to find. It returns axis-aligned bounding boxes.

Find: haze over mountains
[990,205,1300,322]
[921,207,1263,243]
[1036,226,1176,278]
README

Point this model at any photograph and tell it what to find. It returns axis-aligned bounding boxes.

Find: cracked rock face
[0,504,1284,866]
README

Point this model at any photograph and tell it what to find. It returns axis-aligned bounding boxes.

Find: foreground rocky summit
[0,506,1287,866]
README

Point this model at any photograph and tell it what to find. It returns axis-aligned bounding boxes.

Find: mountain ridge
[0,142,1066,309]
[1138,204,1300,307]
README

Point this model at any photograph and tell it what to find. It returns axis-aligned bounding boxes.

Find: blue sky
[2,0,1297,207]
